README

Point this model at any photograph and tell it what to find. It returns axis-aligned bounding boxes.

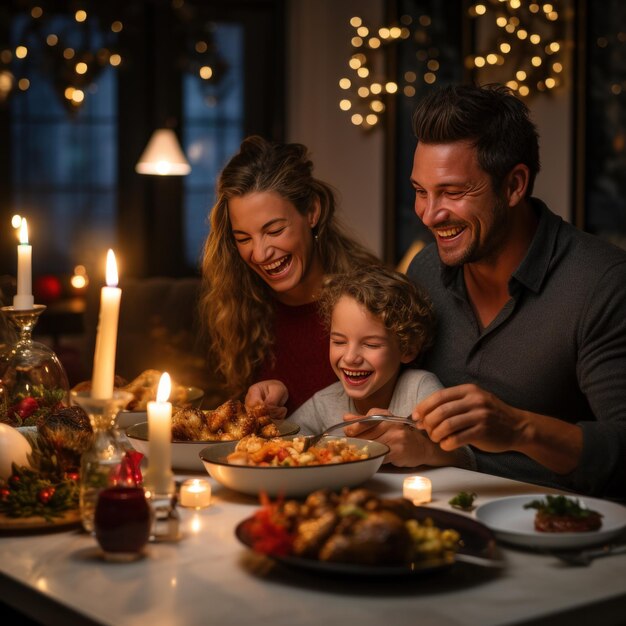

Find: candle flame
[19,218,29,244]
[105,249,118,287]
[156,372,171,403]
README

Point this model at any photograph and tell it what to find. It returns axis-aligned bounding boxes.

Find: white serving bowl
[126,420,299,472]
[116,386,204,430]
[200,436,389,497]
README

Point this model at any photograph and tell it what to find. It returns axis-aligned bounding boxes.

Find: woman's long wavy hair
[200,135,381,397]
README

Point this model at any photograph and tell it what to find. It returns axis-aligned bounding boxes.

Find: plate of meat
[475,494,626,549]
[126,399,299,471]
[235,488,500,575]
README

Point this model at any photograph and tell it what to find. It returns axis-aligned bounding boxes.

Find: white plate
[200,436,388,497]
[475,494,626,549]
[127,420,299,472]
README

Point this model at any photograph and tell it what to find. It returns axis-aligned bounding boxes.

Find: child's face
[329,295,409,413]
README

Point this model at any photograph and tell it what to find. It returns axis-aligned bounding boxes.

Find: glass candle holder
[0,305,69,426]
[72,389,134,533]
[94,486,152,561]
[403,476,432,505]
[179,478,211,509]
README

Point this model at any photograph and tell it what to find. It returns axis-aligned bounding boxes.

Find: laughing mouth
[342,369,372,384]
[259,255,292,276]
[435,226,466,240]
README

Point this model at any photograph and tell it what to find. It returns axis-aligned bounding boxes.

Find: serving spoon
[301,413,415,451]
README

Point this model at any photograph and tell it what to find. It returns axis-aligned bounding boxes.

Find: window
[183,23,244,269]
[0,1,284,283]
[8,13,118,276]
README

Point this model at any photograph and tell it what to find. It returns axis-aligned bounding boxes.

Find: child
[289,266,462,467]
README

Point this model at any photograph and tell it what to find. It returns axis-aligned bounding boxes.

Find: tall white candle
[145,372,174,495]
[91,249,121,400]
[13,218,34,310]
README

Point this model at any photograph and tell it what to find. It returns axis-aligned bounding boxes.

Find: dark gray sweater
[408,199,626,499]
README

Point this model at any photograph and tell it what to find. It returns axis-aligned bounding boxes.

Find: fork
[301,413,415,451]
[553,544,626,566]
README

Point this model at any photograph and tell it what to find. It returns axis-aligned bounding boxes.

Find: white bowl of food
[126,420,300,472]
[117,386,204,430]
[200,435,389,497]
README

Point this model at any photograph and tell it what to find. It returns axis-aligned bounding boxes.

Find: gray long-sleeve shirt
[290,369,442,435]
[407,199,626,499]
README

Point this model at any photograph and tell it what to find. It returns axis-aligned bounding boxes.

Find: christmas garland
[0,463,79,522]
[0,429,79,521]
[1,385,66,427]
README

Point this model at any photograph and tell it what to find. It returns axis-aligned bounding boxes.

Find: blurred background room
[0,0,624,395]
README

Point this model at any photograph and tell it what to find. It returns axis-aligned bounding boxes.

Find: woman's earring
[312,227,319,242]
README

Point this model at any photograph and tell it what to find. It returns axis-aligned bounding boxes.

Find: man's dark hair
[412,84,540,196]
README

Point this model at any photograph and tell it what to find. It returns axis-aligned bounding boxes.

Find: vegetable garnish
[449,491,477,511]
[523,495,600,519]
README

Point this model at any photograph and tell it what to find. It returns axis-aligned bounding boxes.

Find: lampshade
[135,128,191,176]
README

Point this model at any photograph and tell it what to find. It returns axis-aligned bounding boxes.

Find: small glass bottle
[71,389,135,533]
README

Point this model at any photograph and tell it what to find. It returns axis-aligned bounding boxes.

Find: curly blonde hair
[317,266,435,362]
[200,136,381,397]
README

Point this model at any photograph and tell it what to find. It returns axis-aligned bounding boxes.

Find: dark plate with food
[235,488,500,575]
[127,400,299,471]
[475,494,626,550]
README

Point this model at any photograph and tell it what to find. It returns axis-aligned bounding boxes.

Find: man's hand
[343,409,457,467]
[245,379,289,420]
[412,384,528,453]
[412,384,584,474]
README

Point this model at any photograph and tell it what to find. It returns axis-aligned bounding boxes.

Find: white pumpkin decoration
[0,424,33,480]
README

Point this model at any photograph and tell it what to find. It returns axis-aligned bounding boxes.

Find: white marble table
[1,466,625,626]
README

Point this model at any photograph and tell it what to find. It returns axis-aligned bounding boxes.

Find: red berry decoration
[0,487,10,501]
[38,487,55,504]
[9,474,20,486]
[65,471,80,482]
[15,397,39,419]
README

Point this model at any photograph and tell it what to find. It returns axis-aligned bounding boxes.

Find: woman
[200,136,380,416]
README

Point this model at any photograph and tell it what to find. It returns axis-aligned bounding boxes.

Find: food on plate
[73,369,191,411]
[449,491,477,511]
[227,435,369,467]
[171,400,278,442]
[523,495,603,532]
[246,488,461,565]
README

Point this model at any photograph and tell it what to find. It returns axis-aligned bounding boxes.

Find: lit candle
[403,476,432,505]
[144,372,174,496]
[13,218,34,310]
[91,250,121,400]
[179,478,211,509]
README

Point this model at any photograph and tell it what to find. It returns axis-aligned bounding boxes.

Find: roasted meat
[170,399,278,441]
[524,495,603,533]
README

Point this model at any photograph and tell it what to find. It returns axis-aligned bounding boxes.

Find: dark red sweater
[256,300,336,415]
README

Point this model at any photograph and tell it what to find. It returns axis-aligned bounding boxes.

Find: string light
[339,14,438,130]
[0,6,125,113]
[466,0,568,97]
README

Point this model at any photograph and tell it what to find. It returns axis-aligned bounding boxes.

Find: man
[399,83,625,498]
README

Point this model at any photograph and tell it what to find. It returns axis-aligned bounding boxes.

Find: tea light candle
[179,478,211,509]
[13,218,34,310]
[144,373,174,496]
[403,476,432,505]
[91,250,121,400]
